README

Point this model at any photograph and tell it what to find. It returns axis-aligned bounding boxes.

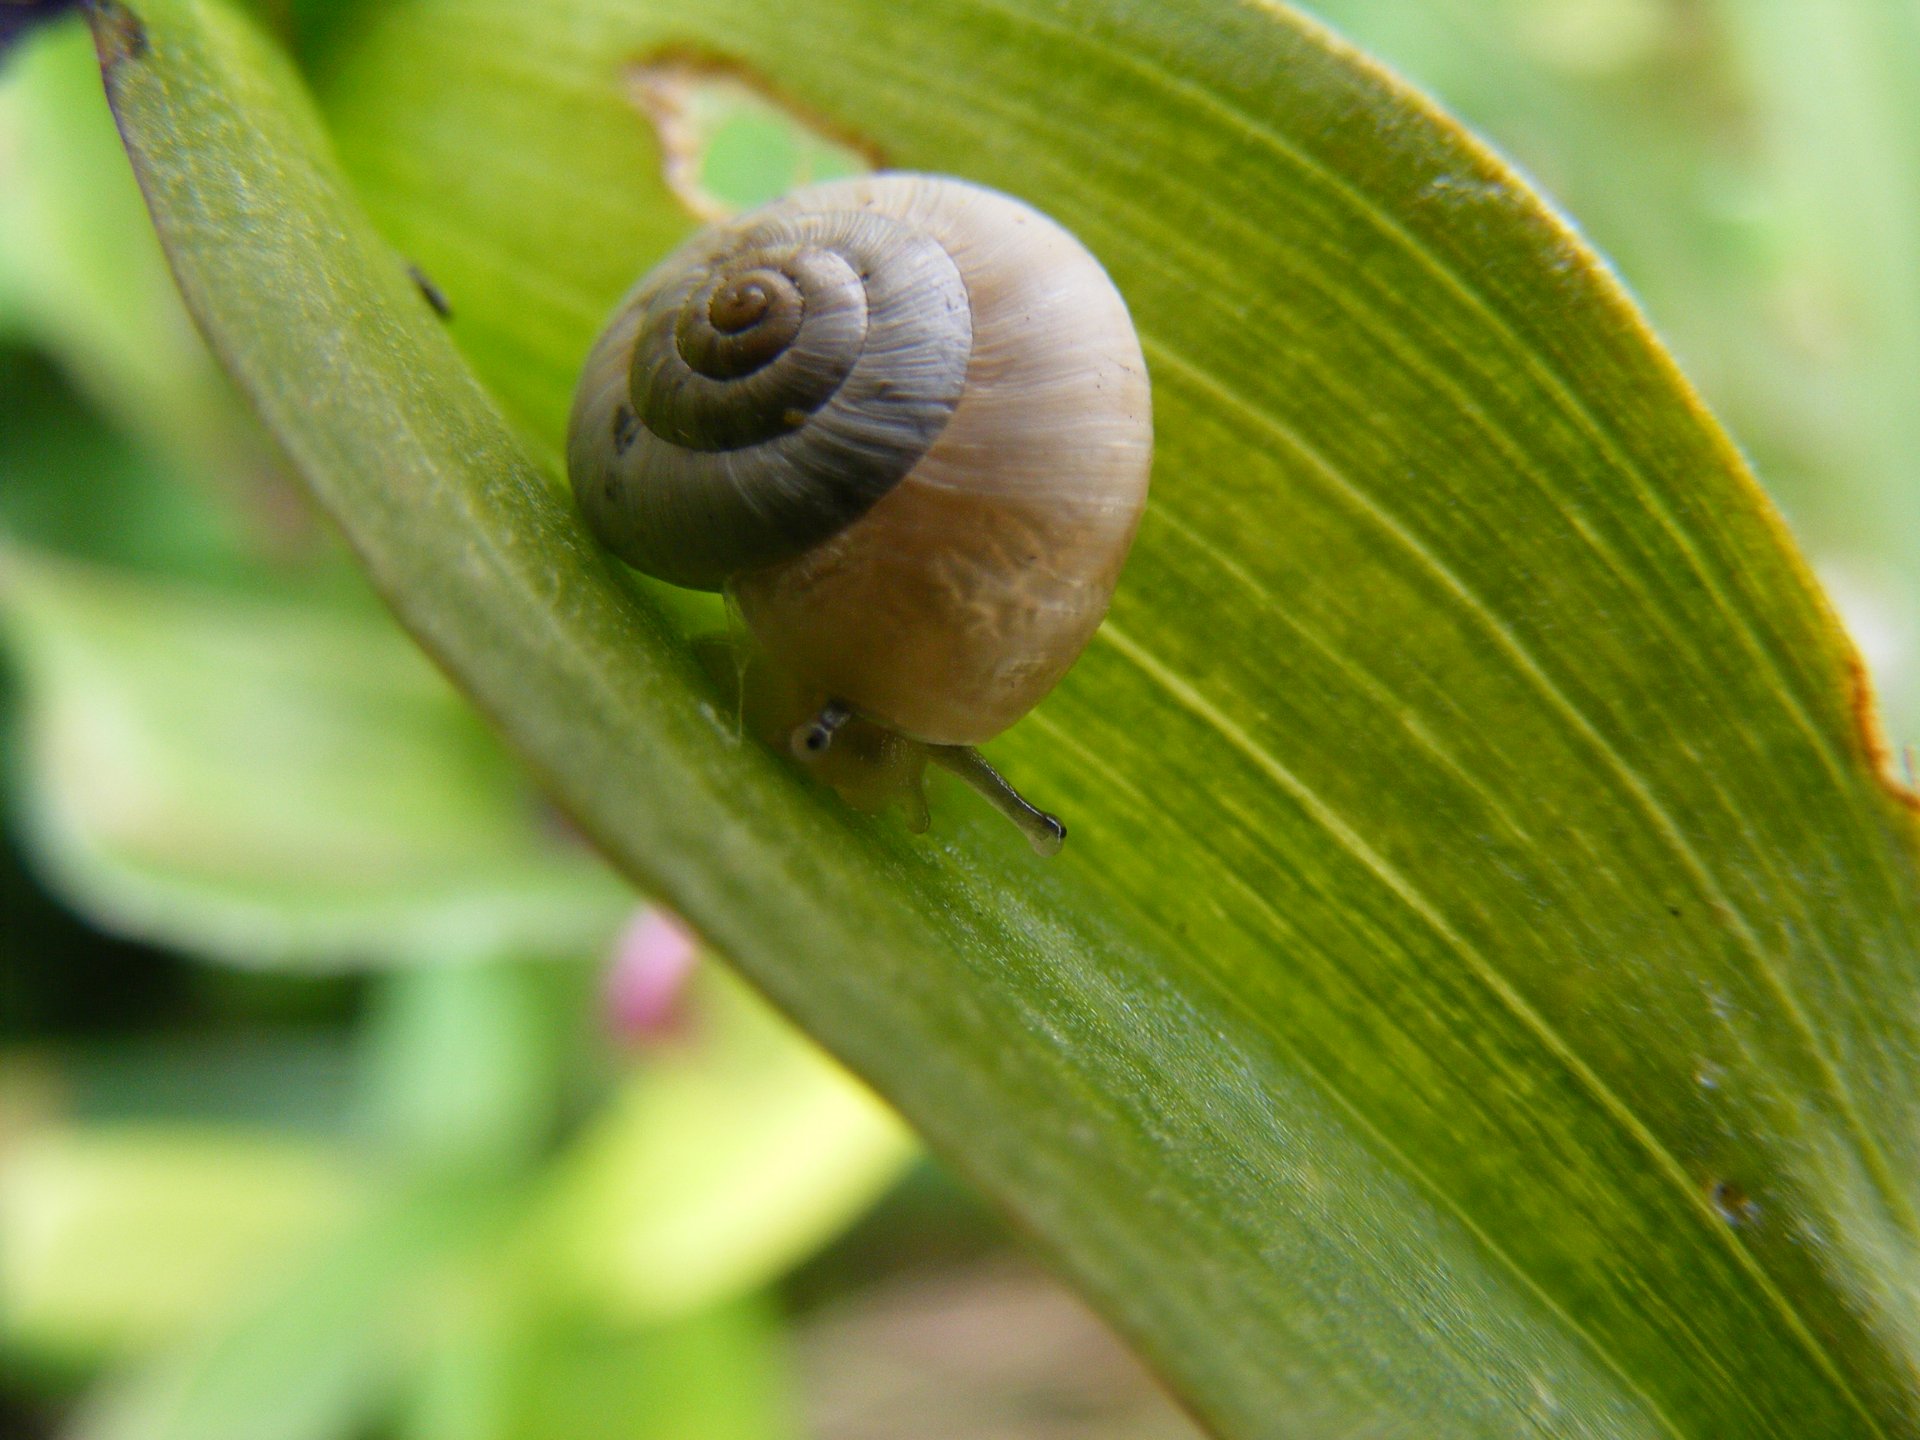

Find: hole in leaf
[627,52,880,221]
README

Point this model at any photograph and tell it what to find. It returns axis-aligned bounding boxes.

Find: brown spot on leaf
[1709,1179,1759,1227]
[1846,649,1920,814]
[88,0,148,70]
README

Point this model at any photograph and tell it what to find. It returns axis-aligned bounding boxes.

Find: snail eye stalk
[792,699,855,757]
[928,746,1067,857]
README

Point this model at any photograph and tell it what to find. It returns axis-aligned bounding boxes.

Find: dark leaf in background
[0,2,79,65]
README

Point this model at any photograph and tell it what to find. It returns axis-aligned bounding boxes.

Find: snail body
[568,174,1151,852]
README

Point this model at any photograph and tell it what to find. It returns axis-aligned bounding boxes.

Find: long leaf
[0,545,630,966]
[91,0,1920,1434]
[0,1125,363,1364]
[66,1178,500,1440]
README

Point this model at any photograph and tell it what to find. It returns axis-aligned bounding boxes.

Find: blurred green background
[2,1,1915,1436]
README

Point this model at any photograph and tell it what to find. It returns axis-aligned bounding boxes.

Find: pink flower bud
[603,908,701,1044]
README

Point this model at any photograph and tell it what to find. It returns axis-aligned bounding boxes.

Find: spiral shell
[569,173,1151,748]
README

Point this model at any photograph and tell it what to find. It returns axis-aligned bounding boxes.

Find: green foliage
[0,548,633,966]
[4,0,1920,1436]
[0,20,243,474]
[0,17,911,1439]
[63,1176,524,1440]
[72,0,1920,1435]
[533,971,912,1325]
[0,1126,365,1363]
[1304,0,1920,763]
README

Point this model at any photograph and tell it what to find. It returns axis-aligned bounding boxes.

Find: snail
[568,173,1152,854]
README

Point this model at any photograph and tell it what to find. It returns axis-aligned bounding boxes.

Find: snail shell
[569,173,1151,841]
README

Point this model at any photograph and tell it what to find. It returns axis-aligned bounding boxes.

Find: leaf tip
[84,0,146,75]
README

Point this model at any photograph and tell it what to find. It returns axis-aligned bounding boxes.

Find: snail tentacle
[792,699,855,757]
[928,746,1068,858]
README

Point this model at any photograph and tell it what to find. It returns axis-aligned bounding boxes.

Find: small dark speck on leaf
[1709,1180,1759,1226]
[1667,905,1682,918]
[408,264,452,319]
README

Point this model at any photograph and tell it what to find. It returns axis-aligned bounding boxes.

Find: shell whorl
[570,199,974,590]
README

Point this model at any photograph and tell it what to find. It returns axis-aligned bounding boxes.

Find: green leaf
[0,352,260,581]
[93,0,1920,1435]
[0,1125,364,1364]
[1296,0,1920,766]
[0,17,248,476]
[400,1295,795,1440]
[26,1030,359,1134]
[357,962,573,1175]
[1290,3,1783,476]
[534,966,912,1323]
[64,1178,504,1440]
[505,1301,794,1440]
[0,546,631,966]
